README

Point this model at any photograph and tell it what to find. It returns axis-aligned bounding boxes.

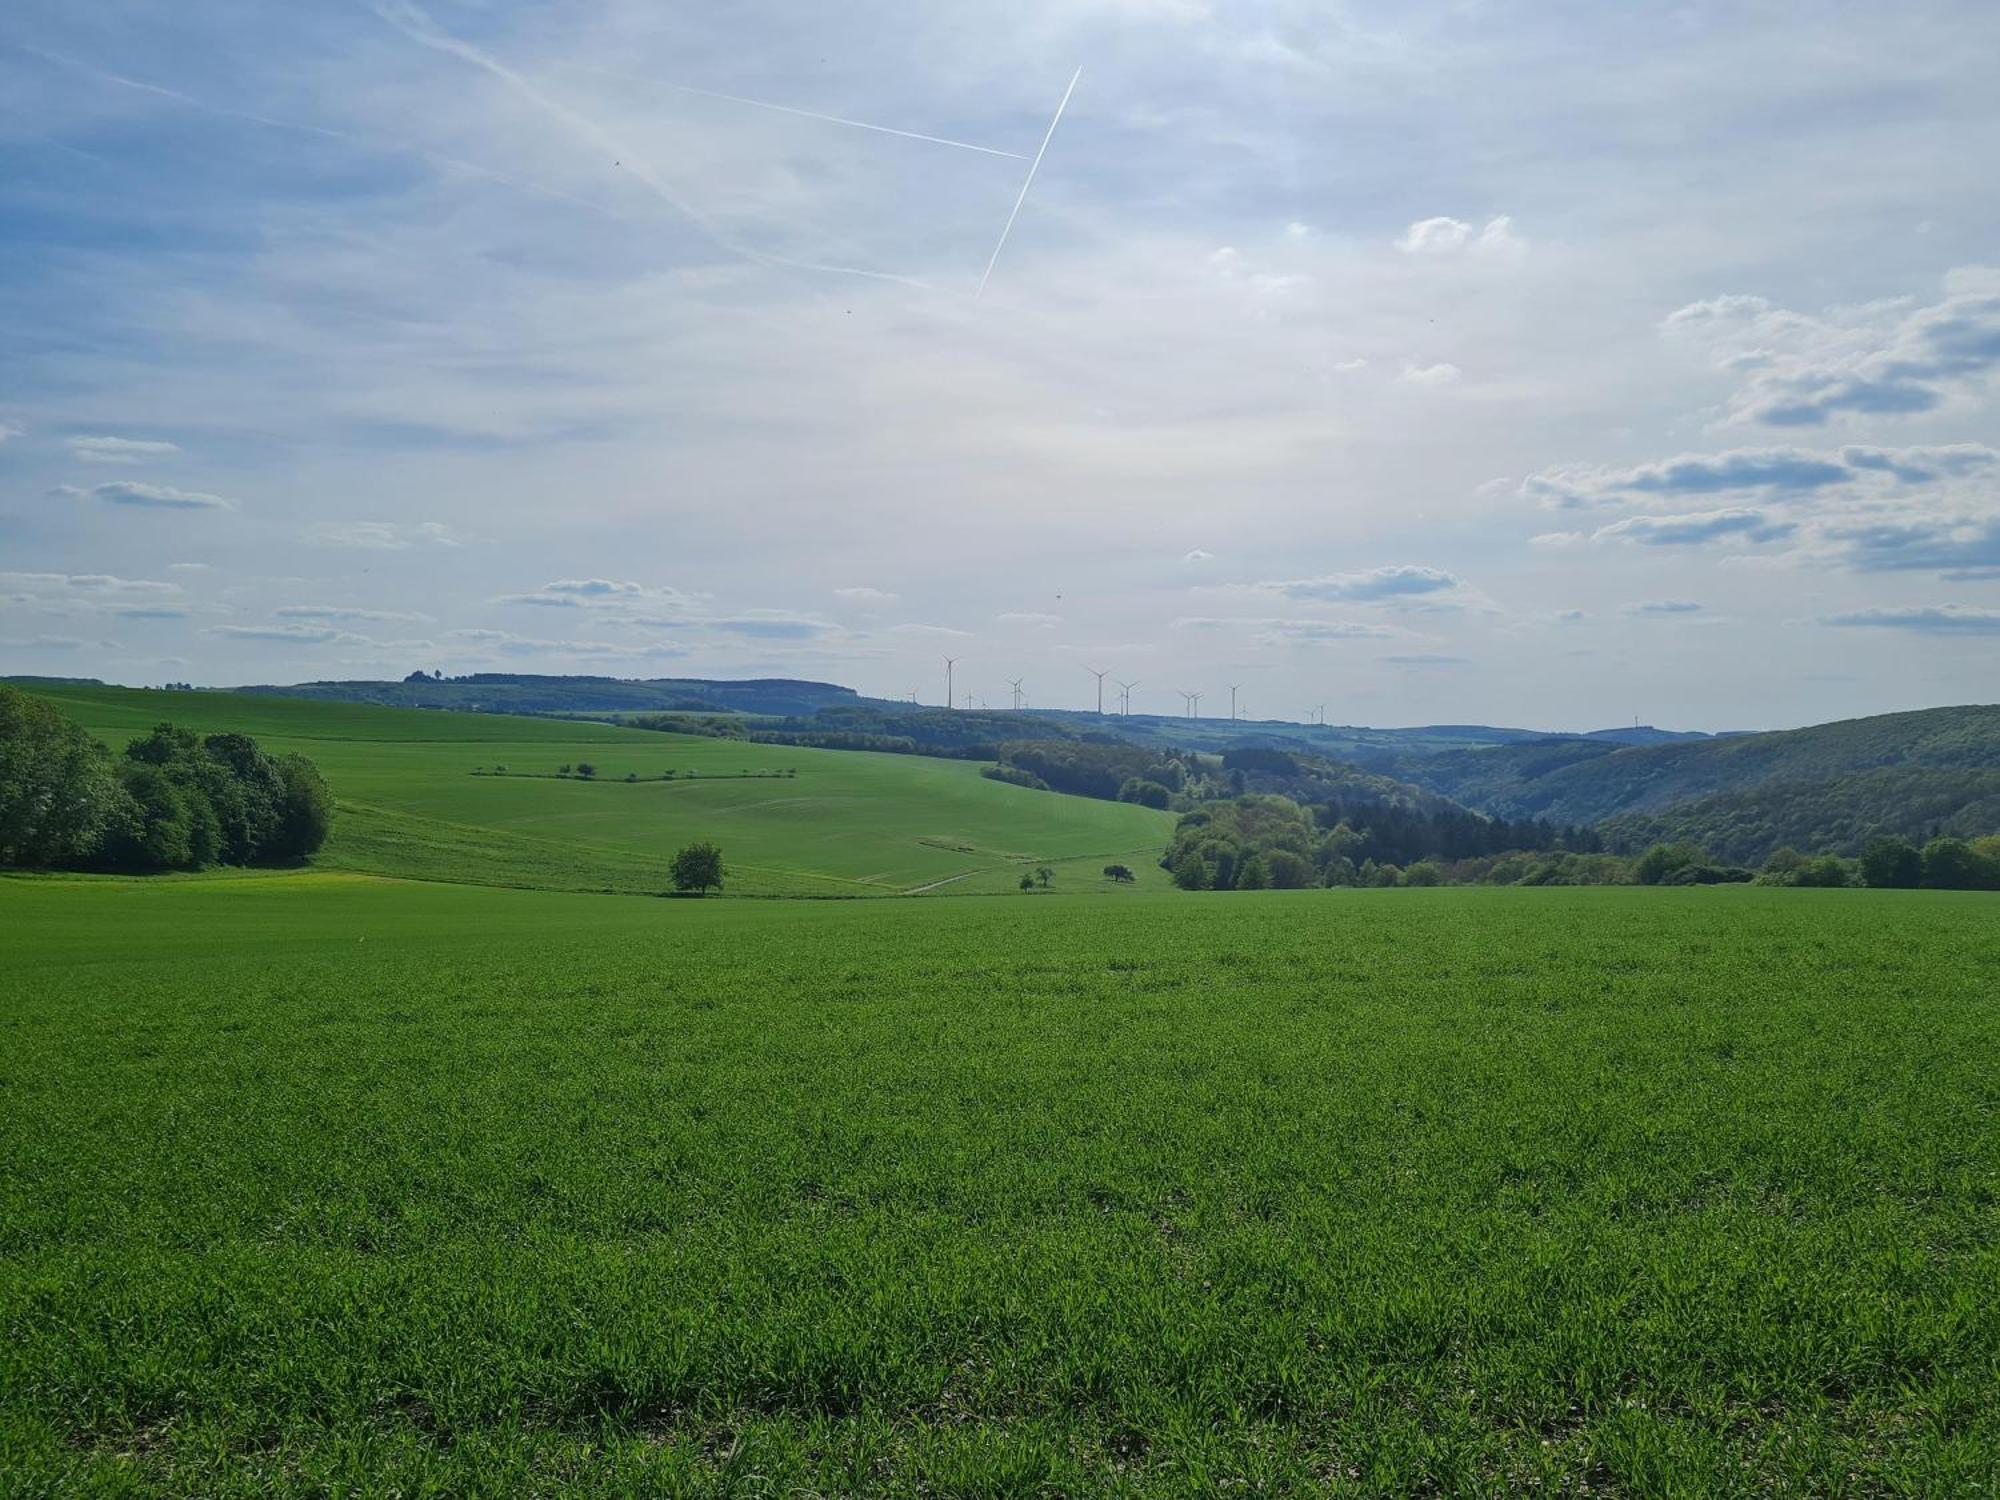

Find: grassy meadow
[4,874,1998,1495]
[20,684,1176,896]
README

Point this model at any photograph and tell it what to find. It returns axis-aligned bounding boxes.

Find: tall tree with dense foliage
[0,686,123,866]
[671,840,725,895]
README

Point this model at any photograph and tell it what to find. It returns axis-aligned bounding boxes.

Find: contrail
[554,63,1024,160]
[11,41,639,225]
[368,0,936,289]
[976,67,1080,300]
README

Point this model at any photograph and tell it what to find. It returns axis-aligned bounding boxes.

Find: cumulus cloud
[706,610,838,640]
[205,623,367,645]
[0,634,109,651]
[1182,549,1214,563]
[308,520,457,549]
[66,435,182,464]
[60,480,233,510]
[497,579,703,612]
[276,604,435,623]
[1400,362,1462,386]
[1592,508,1796,546]
[1380,653,1471,668]
[1253,565,1461,602]
[1,571,180,605]
[1663,270,2000,426]
[1520,443,1996,510]
[1396,216,1522,257]
[443,627,683,659]
[1819,517,2000,578]
[1821,605,2000,635]
[1175,616,1395,641]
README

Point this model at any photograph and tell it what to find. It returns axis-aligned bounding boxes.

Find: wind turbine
[1183,690,1201,720]
[944,655,960,711]
[1228,683,1242,721]
[1007,677,1024,711]
[1085,665,1108,714]
[1116,678,1139,715]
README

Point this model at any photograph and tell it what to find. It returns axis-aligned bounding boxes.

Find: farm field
[20,684,1175,896]
[3,876,1996,1495]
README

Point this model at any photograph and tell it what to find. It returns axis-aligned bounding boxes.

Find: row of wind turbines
[935,657,1332,725]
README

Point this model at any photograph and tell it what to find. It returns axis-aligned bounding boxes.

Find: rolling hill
[19,684,1176,897]
[1370,705,2000,861]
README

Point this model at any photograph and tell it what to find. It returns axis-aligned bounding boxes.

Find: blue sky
[3,0,1997,729]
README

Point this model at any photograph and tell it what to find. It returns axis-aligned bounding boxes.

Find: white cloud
[205,623,368,644]
[1663,269,2000,427]
[1400,362,1462,386]
[889,622,974,638]
[1822,605,2000,635]
[1182,549,1215,564]
[1397,215,1523,257]
[0,422,23,446]
[1626,600,1704,616]
[61,480,233,510]
[833,586,899,606]
[1250,565,1461,602]
[1174,616,1396,641]
[308,520,457,549]
[996,611,1061,628]
[66,435,183,464]
[1592,508,1796,547]
[276,604,435,623]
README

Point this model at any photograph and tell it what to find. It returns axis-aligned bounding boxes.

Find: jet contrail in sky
[369,0,936,289]
[976,68,1081,300]
[10,41,642,224]
[554,63,1025,160]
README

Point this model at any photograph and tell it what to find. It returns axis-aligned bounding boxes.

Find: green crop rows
[4,876,1997,1495]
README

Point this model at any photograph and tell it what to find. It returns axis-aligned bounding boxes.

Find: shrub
[1634,843,1704,885]
[1921,837,2000,890]
[1860,836,1923,888]
[982,764,1049,791]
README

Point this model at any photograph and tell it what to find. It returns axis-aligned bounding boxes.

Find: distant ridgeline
[233,673,869,719]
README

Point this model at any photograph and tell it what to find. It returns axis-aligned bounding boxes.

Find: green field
[20,684,1176,897]
[4,875,1997,1495]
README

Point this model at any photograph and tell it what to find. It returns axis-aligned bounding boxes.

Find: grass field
[20,684,1175,897]
[4,875,1997,1495]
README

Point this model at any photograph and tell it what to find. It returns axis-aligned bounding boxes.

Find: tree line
[1,687,332,872]
[1158,789,2000,892]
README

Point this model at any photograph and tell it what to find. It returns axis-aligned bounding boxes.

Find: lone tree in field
[575,762,597,780]
[1034,865,1055,888]
[671,840,724,896]
[1103,864,1136,883]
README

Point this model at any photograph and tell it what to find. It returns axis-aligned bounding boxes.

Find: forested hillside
[1598,767,2000,864]
[1372,706,2000,833]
